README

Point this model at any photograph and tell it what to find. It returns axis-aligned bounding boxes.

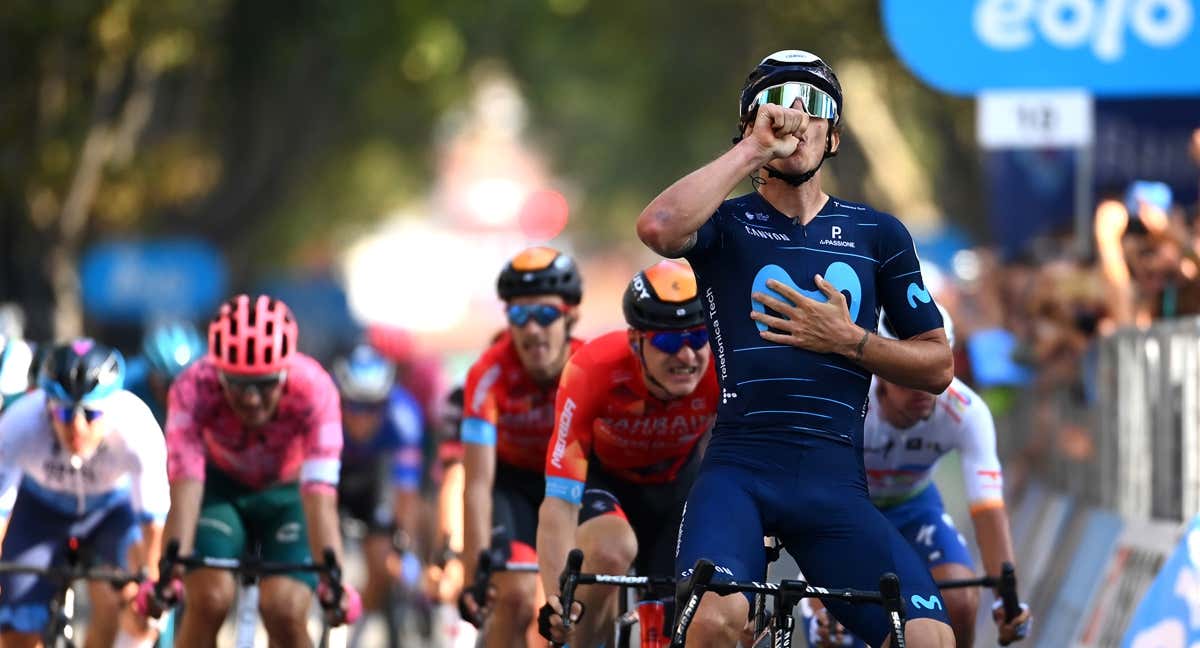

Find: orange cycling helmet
[208,294,298,375]
[496,246,583,305]
[622,260,706,330]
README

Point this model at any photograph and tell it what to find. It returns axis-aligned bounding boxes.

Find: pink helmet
[208,294,298,375]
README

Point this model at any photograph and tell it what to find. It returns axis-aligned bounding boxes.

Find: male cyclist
[331,343,425,623]
[460,247,585,648]
[161,294,360,647]
[0,340,168,648]
[127,321,206,423]
[808,307,1031,647]
[537,260,718,647]
[637,50,955,647]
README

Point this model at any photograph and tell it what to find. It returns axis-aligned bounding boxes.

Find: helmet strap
[755,130,836,188]
[633,335,673,401]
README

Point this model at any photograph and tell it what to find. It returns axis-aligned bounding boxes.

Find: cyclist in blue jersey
[126,321,207,423]
[332,344,426,617]
[637,50,955,648]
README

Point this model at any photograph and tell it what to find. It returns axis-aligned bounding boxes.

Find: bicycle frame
[669,559,908,648]
[0,537,142,648]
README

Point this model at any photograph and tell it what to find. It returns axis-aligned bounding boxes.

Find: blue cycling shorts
[880,483,974,570]
[0,486,141,633]
[674,433,949,646]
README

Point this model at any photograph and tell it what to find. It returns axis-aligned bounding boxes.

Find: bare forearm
[392,488,421,552]
[164,480,204,555]
[439,462,465,553]
[637,140,770,256]
[462,445,495,579]
[971,506,1017,595]
[140,523,164,580]
[301,488,344,567]
[536,497,580,597]
[852,331,953,394]
[462,480,492,579]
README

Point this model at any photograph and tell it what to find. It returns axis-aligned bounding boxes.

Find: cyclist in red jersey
[159,295,359,647]
[459,247,585,648]
[536,260,718,647]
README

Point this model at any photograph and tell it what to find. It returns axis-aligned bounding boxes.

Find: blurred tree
[0,0,979,339]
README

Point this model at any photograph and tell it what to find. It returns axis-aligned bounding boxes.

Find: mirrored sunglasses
[751,82,839,121]
[646,327,710,355]
[506,303,567,327]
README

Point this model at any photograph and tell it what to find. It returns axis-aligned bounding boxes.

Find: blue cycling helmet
[332,344,396,404]
[142,321,206,380]
[39,339,125,405]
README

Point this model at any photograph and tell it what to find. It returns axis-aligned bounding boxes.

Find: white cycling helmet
[878,302,954,347]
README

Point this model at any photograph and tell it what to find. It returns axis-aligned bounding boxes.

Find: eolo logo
[973,0,1193,61]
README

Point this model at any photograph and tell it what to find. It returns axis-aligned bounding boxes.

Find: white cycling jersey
[863,376,1004,511]
[0,389,169,524]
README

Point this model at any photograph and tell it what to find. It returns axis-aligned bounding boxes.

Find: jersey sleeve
[387,391,425,492]
[951,385,1005,512]
[875,214,944,339]
[461,355,502,447]
[123,394,170,524]
[544,357,599,505]
[299,367,344,492]
[164,372,207,483]
[0,399,31,521]
[680,212,722,261]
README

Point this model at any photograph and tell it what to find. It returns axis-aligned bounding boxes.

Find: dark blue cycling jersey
[682,191,944,447]
[341,387,424,490]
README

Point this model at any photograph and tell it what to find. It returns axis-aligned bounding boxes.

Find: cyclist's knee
[685,594,746,645]
[893,618,955,648]
[578,519,637,576]
[492,573,537,617]
[258,579,312,630]
[183,572,235,620]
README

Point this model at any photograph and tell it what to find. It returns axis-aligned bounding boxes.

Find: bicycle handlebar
[154,539,343,615]
[670,559,716,648]
[552,549,584,648]
[999,562,1020,623]
[0,562,142,587]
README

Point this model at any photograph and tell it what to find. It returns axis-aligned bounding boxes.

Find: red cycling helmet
[207,294,298,375]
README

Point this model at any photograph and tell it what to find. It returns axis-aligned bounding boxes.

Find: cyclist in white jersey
[0,340,168,648]
[808,308,1031,647]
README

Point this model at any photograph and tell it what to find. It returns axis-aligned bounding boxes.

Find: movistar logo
[751,262,862,332]
[906,282,932,308]
[911,594,943,610]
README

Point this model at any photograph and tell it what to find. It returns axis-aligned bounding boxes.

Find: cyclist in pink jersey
[160,295,360,647]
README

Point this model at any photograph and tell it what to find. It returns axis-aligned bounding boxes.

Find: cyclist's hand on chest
[751,274,857,355]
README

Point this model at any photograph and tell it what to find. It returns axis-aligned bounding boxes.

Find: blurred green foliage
[0,0,980,319]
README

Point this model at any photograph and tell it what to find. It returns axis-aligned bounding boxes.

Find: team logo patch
[751,262,862,332]
[911,594,943,610]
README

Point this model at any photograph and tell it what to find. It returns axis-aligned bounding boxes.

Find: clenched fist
[746,103,812,160]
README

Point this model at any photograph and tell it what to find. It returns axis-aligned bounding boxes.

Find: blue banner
[882,0,1200,96]
[80,239,227,324]
[1122,515,1200,647]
